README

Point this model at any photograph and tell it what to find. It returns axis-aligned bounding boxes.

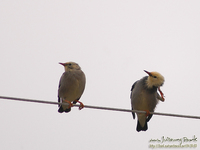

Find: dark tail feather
[64,107,71,113]
[136,120,148,132]
[58,106,64,113]
[58,106,71,113]
[146,114,153,122]
[132,112,135,119]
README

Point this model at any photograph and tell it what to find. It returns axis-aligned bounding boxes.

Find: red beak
[144,70,152,76]
[59,62,65,66]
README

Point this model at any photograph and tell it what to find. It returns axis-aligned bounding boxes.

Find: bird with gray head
[58,62,86,113]
[130,70,165,132]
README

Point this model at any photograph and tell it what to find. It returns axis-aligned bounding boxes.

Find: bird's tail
[136,120,148,132]
[58,106,71,113]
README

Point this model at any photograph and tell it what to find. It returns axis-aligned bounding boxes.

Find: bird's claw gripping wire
[64,100,73,108]
[74,100,84,110]
[145,110,151,117]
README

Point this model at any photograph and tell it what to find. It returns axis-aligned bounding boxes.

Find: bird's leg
[74,100,84,110]
[63,100,73,108]
[144,110,150,117]
[158,87,165,101]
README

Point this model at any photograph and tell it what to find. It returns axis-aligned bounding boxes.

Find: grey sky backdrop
[0,1,200,150]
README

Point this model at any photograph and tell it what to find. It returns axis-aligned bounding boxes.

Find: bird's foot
[144,110,150,117]
[74,100,84,110]
[158,87,165,101]
[63,100,73,108]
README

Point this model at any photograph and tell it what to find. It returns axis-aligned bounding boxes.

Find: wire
[0,95,200,119]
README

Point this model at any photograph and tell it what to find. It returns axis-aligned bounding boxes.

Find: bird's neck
[64,67,73,72]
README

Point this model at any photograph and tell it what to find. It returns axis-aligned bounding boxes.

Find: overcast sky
[0,1,200,150]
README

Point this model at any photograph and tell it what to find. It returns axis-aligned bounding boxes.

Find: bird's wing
[130,81,138,119]
[58,81,61,107]
[132,108,135,119]
[58,72,67,107]
[130,80,138,92]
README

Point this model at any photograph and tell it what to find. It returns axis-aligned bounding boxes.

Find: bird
[130,70,165,132]
[58,62,86,113]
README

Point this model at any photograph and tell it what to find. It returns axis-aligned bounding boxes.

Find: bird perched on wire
[58,62,86,113]
[130,70,165,132]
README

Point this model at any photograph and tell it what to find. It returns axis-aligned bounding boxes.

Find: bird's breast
[132,88,158,111]
[58,71,85,102]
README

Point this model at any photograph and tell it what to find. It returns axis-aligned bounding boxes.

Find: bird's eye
[153,76,157,78]
[68,63,72,66]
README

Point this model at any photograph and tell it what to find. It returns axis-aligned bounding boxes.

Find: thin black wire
[0,96,200,119]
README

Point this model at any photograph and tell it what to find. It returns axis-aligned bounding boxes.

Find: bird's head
[144,70,165,89]
[59,62,81,71]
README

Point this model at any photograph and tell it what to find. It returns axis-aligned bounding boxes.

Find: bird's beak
[59,62,65,66]
[144,70,152,76]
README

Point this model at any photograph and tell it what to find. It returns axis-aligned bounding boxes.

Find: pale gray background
[0,1,199,149]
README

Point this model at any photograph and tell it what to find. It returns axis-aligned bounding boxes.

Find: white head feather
[59,62,81,71]
[144,70,165,89]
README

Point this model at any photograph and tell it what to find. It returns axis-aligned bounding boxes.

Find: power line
[0,96,200,119]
